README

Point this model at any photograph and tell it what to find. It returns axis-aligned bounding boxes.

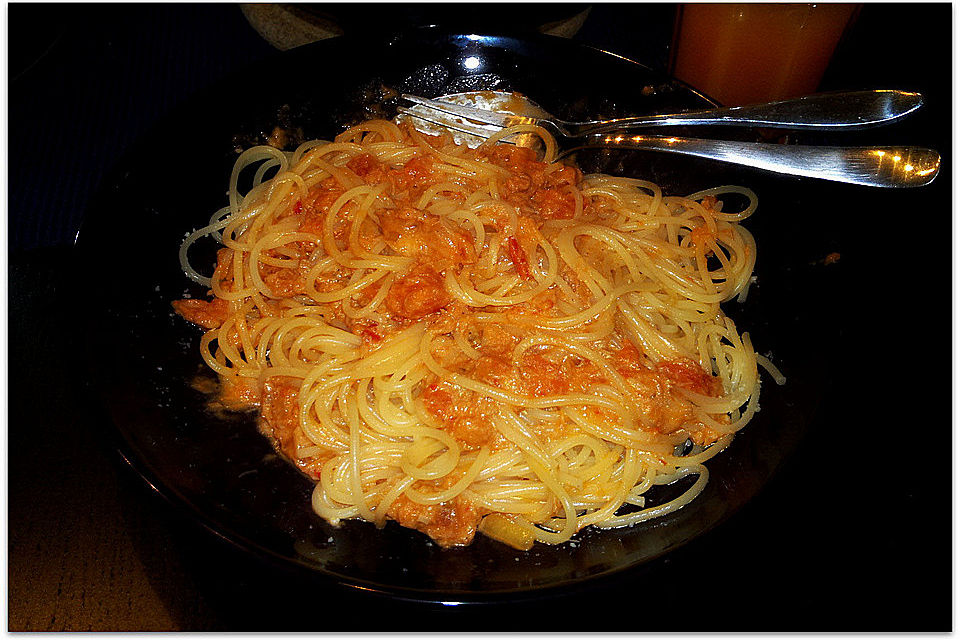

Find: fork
[398,93,940,188]
[401,90,924,135]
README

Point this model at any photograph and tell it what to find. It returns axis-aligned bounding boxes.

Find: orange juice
[671,4,859,106]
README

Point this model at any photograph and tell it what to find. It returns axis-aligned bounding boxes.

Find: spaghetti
[174,117,772,549]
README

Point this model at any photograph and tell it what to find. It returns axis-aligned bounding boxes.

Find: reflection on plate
[77,30,830,602]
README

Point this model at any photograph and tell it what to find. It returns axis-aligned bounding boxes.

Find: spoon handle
[577,90,924,134]
[573,134,940,188]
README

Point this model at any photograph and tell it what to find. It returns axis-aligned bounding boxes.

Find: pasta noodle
[173,117,775,549]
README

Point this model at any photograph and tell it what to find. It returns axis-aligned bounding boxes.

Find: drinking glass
[670,4,860,106]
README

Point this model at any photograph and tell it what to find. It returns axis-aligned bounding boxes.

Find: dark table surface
[8,3,953,631]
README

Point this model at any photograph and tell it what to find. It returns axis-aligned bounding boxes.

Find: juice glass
[670,4,860,106]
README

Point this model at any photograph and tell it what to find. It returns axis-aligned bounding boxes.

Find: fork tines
[396,106,500,141]
[401,94,515,127]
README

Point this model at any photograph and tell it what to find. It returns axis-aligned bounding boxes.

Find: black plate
[76,30,837,602]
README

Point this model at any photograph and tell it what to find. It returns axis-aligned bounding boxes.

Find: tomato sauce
[388,494,482,547]
[657,358,724,397]
[481,144,581,219]
[384,264,452,320]
[171,297,231,329]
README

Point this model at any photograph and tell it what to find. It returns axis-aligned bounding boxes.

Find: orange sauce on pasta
[174,125,735,546]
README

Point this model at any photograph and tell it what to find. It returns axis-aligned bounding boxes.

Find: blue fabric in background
[9,5,277,251]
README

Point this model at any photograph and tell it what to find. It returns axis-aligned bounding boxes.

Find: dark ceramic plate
[77,30,838,602]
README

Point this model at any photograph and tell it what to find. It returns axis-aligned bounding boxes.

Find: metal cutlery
[398,91,940,188]
[402,89,924,135]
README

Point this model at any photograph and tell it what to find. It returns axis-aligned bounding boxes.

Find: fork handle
[571,134,940,188]
[575,90,923,134]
